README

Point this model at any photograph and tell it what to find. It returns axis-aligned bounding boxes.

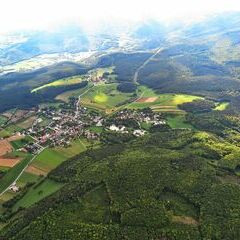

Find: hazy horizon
[1,0,240,33]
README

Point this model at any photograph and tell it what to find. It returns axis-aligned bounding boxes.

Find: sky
[1,0,240,33]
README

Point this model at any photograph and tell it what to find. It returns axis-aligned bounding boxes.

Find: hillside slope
[2,130,240,240]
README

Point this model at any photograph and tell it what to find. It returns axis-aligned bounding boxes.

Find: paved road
[133,47,163,84]
[0,147,46,196]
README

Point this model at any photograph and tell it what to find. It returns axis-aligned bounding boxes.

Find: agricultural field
[30,148,66,173]
[127,86,202,112]
[31,75,86,93]
[10,136,33,150]
[16,116,37,129]
[12,178,63,211]
[0,124,23,138]
[214,102,229,111]
[0,154,32,194]
[54,138,89,158]
[80,83,133,112]
[0,116,7,126]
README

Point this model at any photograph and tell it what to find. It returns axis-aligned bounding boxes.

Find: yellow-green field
[126,86,202,113]
[214,102,229,111]
[80,83,133,113]
[31,75,85,93]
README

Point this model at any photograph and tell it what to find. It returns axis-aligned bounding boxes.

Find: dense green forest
[2,128,240,239]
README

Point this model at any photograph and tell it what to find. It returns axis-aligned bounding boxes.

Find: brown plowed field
[0,140,13,156]
[136,97,158,103]
[0,157,20,167]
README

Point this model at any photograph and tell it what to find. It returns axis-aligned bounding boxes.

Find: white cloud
[1,0,240,33]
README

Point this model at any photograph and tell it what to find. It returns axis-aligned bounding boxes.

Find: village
[16,101,167,153]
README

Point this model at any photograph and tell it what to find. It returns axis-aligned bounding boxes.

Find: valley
[0,11,240,239]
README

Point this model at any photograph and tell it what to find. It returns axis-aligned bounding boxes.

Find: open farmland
[0,154,32,194]
[80,83,133,112]
[126,86,203,112]
[31,75,86,92]
[30,148,66,173]
[12,179,63,211]
[0,158,20,168]
[0,140,12,156]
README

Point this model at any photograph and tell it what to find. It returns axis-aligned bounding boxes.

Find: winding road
[133,47,163,84]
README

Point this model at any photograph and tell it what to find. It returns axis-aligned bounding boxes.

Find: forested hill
[2,129,240,240]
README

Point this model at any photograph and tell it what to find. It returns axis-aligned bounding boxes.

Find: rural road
[133,47,163,84]
[0,147,46,196]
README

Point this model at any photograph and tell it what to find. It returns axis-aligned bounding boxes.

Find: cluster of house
[8,101,168,155]
[107,109,167,137]
[21,104,102,152]
[114,109,166,125]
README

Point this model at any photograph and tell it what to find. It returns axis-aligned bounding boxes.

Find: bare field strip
[0,140,13,156]
[7,134,24,142]
[136,97,158,103]
[0,158,20,167]
[26,166,47,176]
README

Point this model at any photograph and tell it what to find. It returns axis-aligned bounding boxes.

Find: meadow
[12,179,63,211]
[0,154,32,194]
[167,115,195,129]
[31,75,86,93]
[80,83,133,112]
[30,148,66,173]
[125,86,202,112]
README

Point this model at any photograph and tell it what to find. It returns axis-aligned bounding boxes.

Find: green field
[54,139,88,158]
[10,136,33,150]
[167,115,194,129]
[13,179,63,211]
[0,154,32,194]
[0,124,23,138]
[31,148,66,172]
[17,172,40,187]
[0,129,11,138]
[214,102,229,111]
[0,115,7,125]
[81,83,133,112]
[126,86,202,112]
[31,75,86,93]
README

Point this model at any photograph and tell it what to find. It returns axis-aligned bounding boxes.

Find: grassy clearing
[31,148,66,172]
[31,75,85,93]
[214,102,229,111]
[81,83,133,111]
[167,115,194,129]
[77,184,111,223]
[13,179,63,211]
[0,154,33,194]
[54,139,88,158]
